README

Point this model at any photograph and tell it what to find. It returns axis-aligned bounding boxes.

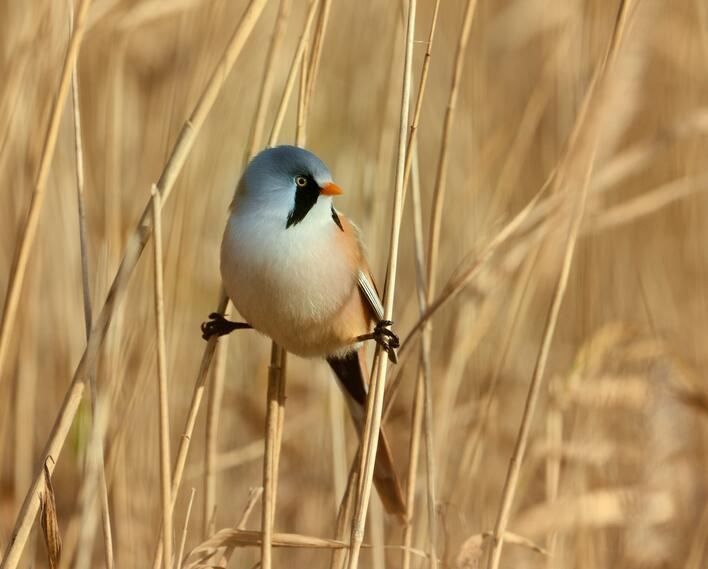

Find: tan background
[1,0,708,567]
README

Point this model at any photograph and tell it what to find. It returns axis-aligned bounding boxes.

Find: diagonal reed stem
[486,2,636,568]
[153,4,319,567]
[0,2,269,567]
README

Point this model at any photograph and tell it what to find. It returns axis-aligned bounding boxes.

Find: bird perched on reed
[202,145,405,520]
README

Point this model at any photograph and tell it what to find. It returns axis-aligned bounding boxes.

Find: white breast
[220,198,357,356]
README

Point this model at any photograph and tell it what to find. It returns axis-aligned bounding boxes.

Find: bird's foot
[201,312,252,341]
[358,320,400,363]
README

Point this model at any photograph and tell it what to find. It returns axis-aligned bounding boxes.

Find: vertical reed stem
[0,0,93,388]
[151,187,173,569]
[346,1,416,567]
[70,48,115,569]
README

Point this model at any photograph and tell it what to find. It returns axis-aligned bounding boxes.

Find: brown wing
[334,210,385,323]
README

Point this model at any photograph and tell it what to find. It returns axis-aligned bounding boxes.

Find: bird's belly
[220,220,361,356]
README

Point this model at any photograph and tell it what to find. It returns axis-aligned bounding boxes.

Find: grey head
[237,145,343,229]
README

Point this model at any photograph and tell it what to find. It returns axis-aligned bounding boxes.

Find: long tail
[327,350,407,523]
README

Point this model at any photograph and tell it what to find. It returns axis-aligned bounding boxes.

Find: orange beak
[320,182,343,196]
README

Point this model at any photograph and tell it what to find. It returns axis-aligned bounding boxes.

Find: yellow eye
[295,175,308,187]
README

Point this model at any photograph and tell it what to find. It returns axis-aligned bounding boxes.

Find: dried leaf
[39,460,62,569]
[456,531,547,569]
[183,529,347,569]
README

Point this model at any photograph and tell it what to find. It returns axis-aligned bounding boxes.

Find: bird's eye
[295,175,308,187]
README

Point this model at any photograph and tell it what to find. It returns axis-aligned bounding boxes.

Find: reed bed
[1,1,707,568]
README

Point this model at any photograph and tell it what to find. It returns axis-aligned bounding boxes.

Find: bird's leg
[201,312,252,341]
[356,320,400,363]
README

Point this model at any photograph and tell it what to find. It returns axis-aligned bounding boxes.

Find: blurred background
[1,0,708,567]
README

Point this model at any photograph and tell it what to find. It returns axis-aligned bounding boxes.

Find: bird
[201,145,406,521]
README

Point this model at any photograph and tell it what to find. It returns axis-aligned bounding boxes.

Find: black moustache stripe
[286,183,319,228]
[286,175,344,231]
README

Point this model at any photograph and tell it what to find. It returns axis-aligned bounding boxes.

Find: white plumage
[221,189,360,356]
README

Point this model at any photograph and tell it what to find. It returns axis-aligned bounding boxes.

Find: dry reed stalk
[297,42,310,147]
[151,187,173,569]
[397,146,697,381]
[192,530,350,557]
[402,145,437,569]
[0,0,92,389]
[203,0,293,540]
[451,246,541,504]
[189,487,264,569]
[305,0,332,110]
[204,341,226,538]
[544,396,563,566]
[392,134,686,369]
[382,11,447,556]
[246,0,293,158]
[399,182,548,356]
[385,175,550,428]
[70,51,114,569]
[486,3,636,568]
[151,292,229,569]
[157,4,319,565]
[261,7,322,563]
[263,9,317,565]
[402,373,424,569]
[71,31,91,342]
[267,0,320,147]
[426,0,477,300]
[330,464,358,569]
[406,6,487,514]
[328,379,349,510]
[12,293,38,557]
[73,396,110,569]
[272,352,288,508]
[456,530,547,568]
[261,344,286,569]
[400,0,441,207]
[346,1,416,567]
[177,488,197,569]
[238,487,265,529]
[1,2,269,567]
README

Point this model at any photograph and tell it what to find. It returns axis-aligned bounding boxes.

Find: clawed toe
[200,313,251,341]
[373,320,399,363]
[200,316,223,340]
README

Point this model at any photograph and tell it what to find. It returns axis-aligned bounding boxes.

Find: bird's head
[236,145,343,228]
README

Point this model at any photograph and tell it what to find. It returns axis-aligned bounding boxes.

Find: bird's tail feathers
[327,350,407,524]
